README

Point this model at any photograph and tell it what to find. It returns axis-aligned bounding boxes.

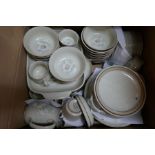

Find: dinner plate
[93,66,146,117]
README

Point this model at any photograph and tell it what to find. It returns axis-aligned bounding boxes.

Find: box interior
[0,26,155,129]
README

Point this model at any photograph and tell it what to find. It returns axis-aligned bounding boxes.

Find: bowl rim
[81,32,117,54]
[81,26,118,51]
[23,26,60,58]
[49,46,86,82]
[59,29,79,46]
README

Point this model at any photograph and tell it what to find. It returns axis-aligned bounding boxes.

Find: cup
[62,99,82,121]
[59,29,79,48]
[28,61,50,86]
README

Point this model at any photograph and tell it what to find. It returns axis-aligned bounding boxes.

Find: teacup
[29,61,50,86]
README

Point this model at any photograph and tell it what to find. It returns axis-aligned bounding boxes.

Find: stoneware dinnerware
[28,61,50,86]
[82,26,118,51]
[49,47,86,82]
[93,66,146,117]
[61,98,85,127]
[23,26,59,58]
[24,101,61,129]
[59,29,79,47]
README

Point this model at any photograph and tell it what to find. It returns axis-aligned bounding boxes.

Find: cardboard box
[0,26,155,128]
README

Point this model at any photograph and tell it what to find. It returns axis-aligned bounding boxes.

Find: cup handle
[29,121,56,129]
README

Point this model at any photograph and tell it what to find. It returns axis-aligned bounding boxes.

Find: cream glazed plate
[49,47,86,82]
[94,66,146,117]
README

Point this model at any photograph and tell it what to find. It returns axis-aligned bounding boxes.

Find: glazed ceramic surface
[59,29,79,46]
[27,56,85,99]
[28,61,50,85]
[94,66,146,117]
[24,101,61,128]
[81,31,116,63]
[82,27,118,51]
[84,58,93,80]
[61,98,84,127]
[49,47,86,82]
[23,27,59,58]
[75,96,94,127]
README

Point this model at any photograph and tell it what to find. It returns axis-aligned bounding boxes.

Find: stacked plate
[75,95,94,127]
[81,27,118,63]
[84,66,146,127]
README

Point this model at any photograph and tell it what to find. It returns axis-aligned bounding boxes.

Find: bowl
[82,26,118,51]
[61,98,84,127]
[81,33,116,54]
[59,29,79,47]
[23,27,59,58]
[93,66,146,117]
[81,32,116,63]
[49,47,86,82]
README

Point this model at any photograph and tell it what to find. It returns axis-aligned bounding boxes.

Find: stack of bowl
[84,66,146,127]
[81,26,118,63]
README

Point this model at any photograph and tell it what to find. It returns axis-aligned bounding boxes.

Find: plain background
[0,0,154,155]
